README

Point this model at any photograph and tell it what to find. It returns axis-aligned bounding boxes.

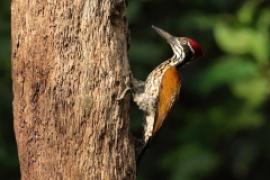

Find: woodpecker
[118,25,202,160]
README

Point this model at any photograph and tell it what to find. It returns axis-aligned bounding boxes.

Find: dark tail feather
[136,142,149,166]
[135,138,152,166]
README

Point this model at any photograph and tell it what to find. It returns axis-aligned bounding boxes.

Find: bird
[117,25,203,161]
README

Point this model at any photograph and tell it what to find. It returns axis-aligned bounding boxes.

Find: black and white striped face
[152,25,202,67]
[169,37,197,66]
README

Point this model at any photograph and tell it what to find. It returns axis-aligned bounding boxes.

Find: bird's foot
[116,75,132,101]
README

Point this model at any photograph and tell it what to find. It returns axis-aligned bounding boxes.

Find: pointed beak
[152,25,177,46]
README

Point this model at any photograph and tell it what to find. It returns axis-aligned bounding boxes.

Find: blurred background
[1,0,270,179]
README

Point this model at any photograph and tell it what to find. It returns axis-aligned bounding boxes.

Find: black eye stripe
[181,44,194,60]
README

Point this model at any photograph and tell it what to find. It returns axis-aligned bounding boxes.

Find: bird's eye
[181,41,187,45]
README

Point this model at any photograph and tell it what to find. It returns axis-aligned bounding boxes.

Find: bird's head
[152,25,203,67]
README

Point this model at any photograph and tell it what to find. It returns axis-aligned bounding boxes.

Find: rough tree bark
[11,0,135,179]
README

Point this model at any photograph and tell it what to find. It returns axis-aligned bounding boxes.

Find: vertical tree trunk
[11,0,135,179]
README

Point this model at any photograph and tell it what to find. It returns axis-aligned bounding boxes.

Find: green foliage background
[1,0,270,179]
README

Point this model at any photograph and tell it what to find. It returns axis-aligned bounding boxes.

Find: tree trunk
[11,0,135,179]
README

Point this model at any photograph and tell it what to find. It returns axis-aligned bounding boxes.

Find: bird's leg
[132,77,145,94]
[117,70,145,101]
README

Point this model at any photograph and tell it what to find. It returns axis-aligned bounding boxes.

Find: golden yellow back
[152,66,181,135]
